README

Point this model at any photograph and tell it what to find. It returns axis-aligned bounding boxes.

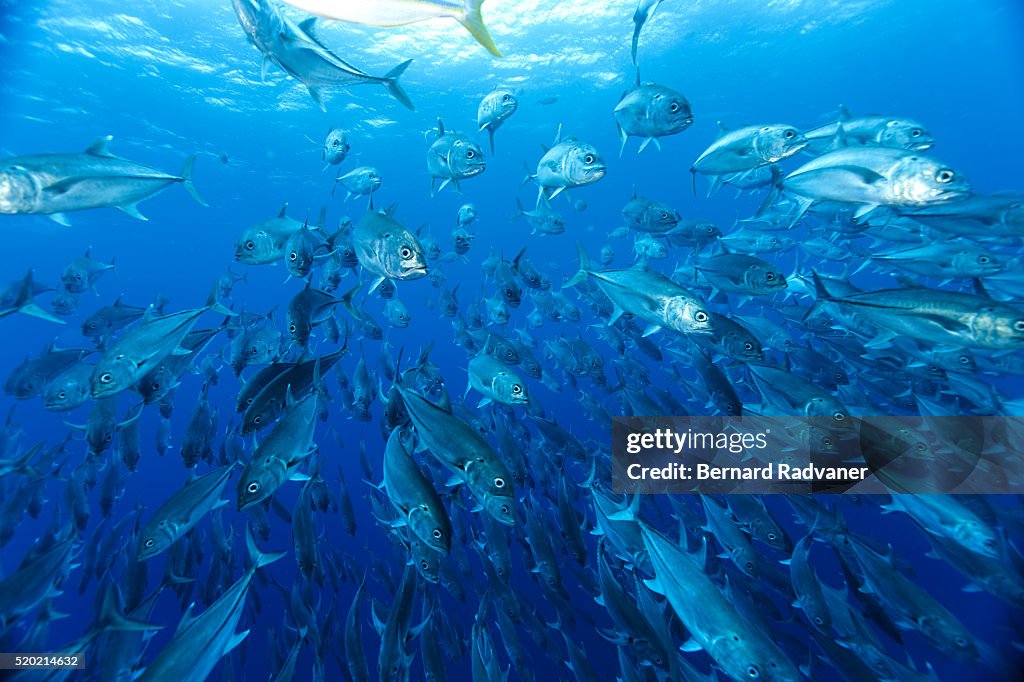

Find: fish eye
[420,560,429,570]
[144,539,155,548]
[432,528,443,539]
[500,504,510,515]
[1014,321,1024,332]
[512,385,522,394]
[959,355,970,364]
[669,102,680,112]
[814,616,824,625]
[400,246,413,259]
[57,391,66,399]
[833,412,846,421]
[502,94,510,102]
[493,476,505,488]
[695,311,709,322]
[743,342,753,350]
[936,169,955,183]
[245,240,255,250]
[955,636,968,648]
[99,373,113,384]
[333,140,340,146]
[661,212,669,220]
[584,154,595,164]
[912,129,922,137]
[247,482,259,493]
[747,665,760,679]
[288,251,297,261]
[288,323,296,333]
[253,416,262,424]
[745,561,754,571]
[466,150,475,159]
[784,129,796,139]
[765,273,775,281]
[978,255,990,263]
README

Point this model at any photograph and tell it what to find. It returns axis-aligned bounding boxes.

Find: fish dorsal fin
[299,17,318,38]
[384,203,398,218]
[436,118,446,138]
[278,203,289,218]
[837,104,852,121]
[552,124,562,146]
[86,136,116,158]
[715,121,729,138]
[634,69,641,87]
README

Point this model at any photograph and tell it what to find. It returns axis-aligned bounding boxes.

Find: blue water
[2,0,1024,680]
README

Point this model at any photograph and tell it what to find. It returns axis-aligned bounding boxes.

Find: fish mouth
[400,266,428,280]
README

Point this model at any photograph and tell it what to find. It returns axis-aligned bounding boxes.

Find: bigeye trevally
[278,0,502,57]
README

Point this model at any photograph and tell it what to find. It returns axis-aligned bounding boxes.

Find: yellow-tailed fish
[280,0,502,57]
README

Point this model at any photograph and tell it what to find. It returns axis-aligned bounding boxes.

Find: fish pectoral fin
[117,203,148,221]
[49,212,72,226]
[680,638,703,653]
[42,177,91,196]
[914,313,970,333]
[19,303,65,324]
[642,576,664,596]
[306,86,325,112]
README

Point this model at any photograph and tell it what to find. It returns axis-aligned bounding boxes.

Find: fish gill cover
[0,0,1024,680]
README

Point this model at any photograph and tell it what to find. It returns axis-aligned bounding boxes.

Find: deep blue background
[1,0,1024,680]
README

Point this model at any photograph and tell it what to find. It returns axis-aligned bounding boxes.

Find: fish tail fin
[246,524,285,570]
[802,270,834,323]
[460,0,502,57]
[180,155,208,207]
[206,281,237,318]
[339,283,363,321]
[382,59,415,111]
[100,583,162,633]
[755,167,783,217]
[511,197,526,221]
[565,242,590,288]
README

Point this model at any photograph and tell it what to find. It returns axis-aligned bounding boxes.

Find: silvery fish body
[0,136,204,223]
[231,0,414,111]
